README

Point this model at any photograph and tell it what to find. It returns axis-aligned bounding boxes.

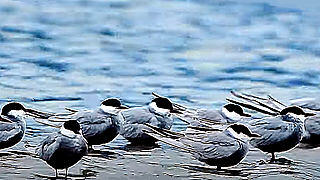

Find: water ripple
[223,65,290,75]
[1,26,52,40]
[19,58,70,72]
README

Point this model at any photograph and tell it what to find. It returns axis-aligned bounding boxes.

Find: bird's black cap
[1,102,26,116]
[224,104,251,117]
[64,120,81,134]
[229,124,260,137]
[152,97,174,111]
[101,98,122,107]
[280,106,315,117]
[101,98,128,109]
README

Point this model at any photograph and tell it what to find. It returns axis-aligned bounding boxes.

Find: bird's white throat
[60,126,77,138]
[8,110,25,118]
[227,128,249,141]
[222,107,242,121]
[150,102,170,115]
[100,104,119,115]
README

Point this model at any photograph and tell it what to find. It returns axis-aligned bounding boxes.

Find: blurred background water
[0,0,320,179]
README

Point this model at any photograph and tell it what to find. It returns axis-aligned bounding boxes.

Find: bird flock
[0,91,319,178]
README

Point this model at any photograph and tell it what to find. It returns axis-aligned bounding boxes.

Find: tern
[288,98,320,145]
[119,97,181,145]
[37,120,88,178]
[144,123,259,170]
[0,102,50,150]
[229,92,320,146]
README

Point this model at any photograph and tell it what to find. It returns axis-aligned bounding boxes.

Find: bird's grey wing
[247,117,297,147]
[143,123,241,160]
[181,132,241,160]
[75,110,105,123]
[291,98,320,111]
[196,109,226,122]
[304,112,320,138]
[150,114,173,129]
[80,112,118,138]
[142,124,197,152]
[58,135,88,155]
[0,122,22,142]
[120,107,175,139]
[37,134,87,161]
[176,109,225,125]
[119,107,152,138]
[120,122,150,139]
[188,109,229,128]
[121,107,153,124]
[48,110,93,121]
[36,133,61,161]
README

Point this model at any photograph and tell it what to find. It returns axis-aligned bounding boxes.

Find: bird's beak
[249,133,260,138]
[0,115,13,123]
[118,105,129,109]
[305,112,316,117]
[24,108,53,119]
[242,113,251,117]
[170,109,182,114]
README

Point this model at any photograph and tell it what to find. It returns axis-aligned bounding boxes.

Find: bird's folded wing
[143,124,239,160]
[36,134,61,161]
[0,123,21,142]
[247,117,295,147]
[121,107,153,124]
[142,125,195,152]
[182,133,240,160]
[304,114,320,135]
[47,109,91,122]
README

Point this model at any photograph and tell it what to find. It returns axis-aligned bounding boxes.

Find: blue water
[0,0,320,179]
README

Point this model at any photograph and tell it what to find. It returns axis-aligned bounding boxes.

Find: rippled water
[0,0,320,179]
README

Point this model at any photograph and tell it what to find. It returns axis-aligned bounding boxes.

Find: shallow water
[0,0,320,179]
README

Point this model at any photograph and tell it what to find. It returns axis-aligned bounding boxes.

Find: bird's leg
[55,169,58,178]
[88,145,94,152]
[217,166,221,171]
[65,168,68,179]
[271,153,275,162]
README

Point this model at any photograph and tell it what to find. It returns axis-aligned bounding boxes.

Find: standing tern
[231,93,320,146]
[37,120,88,178]
[226,91,315,161]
